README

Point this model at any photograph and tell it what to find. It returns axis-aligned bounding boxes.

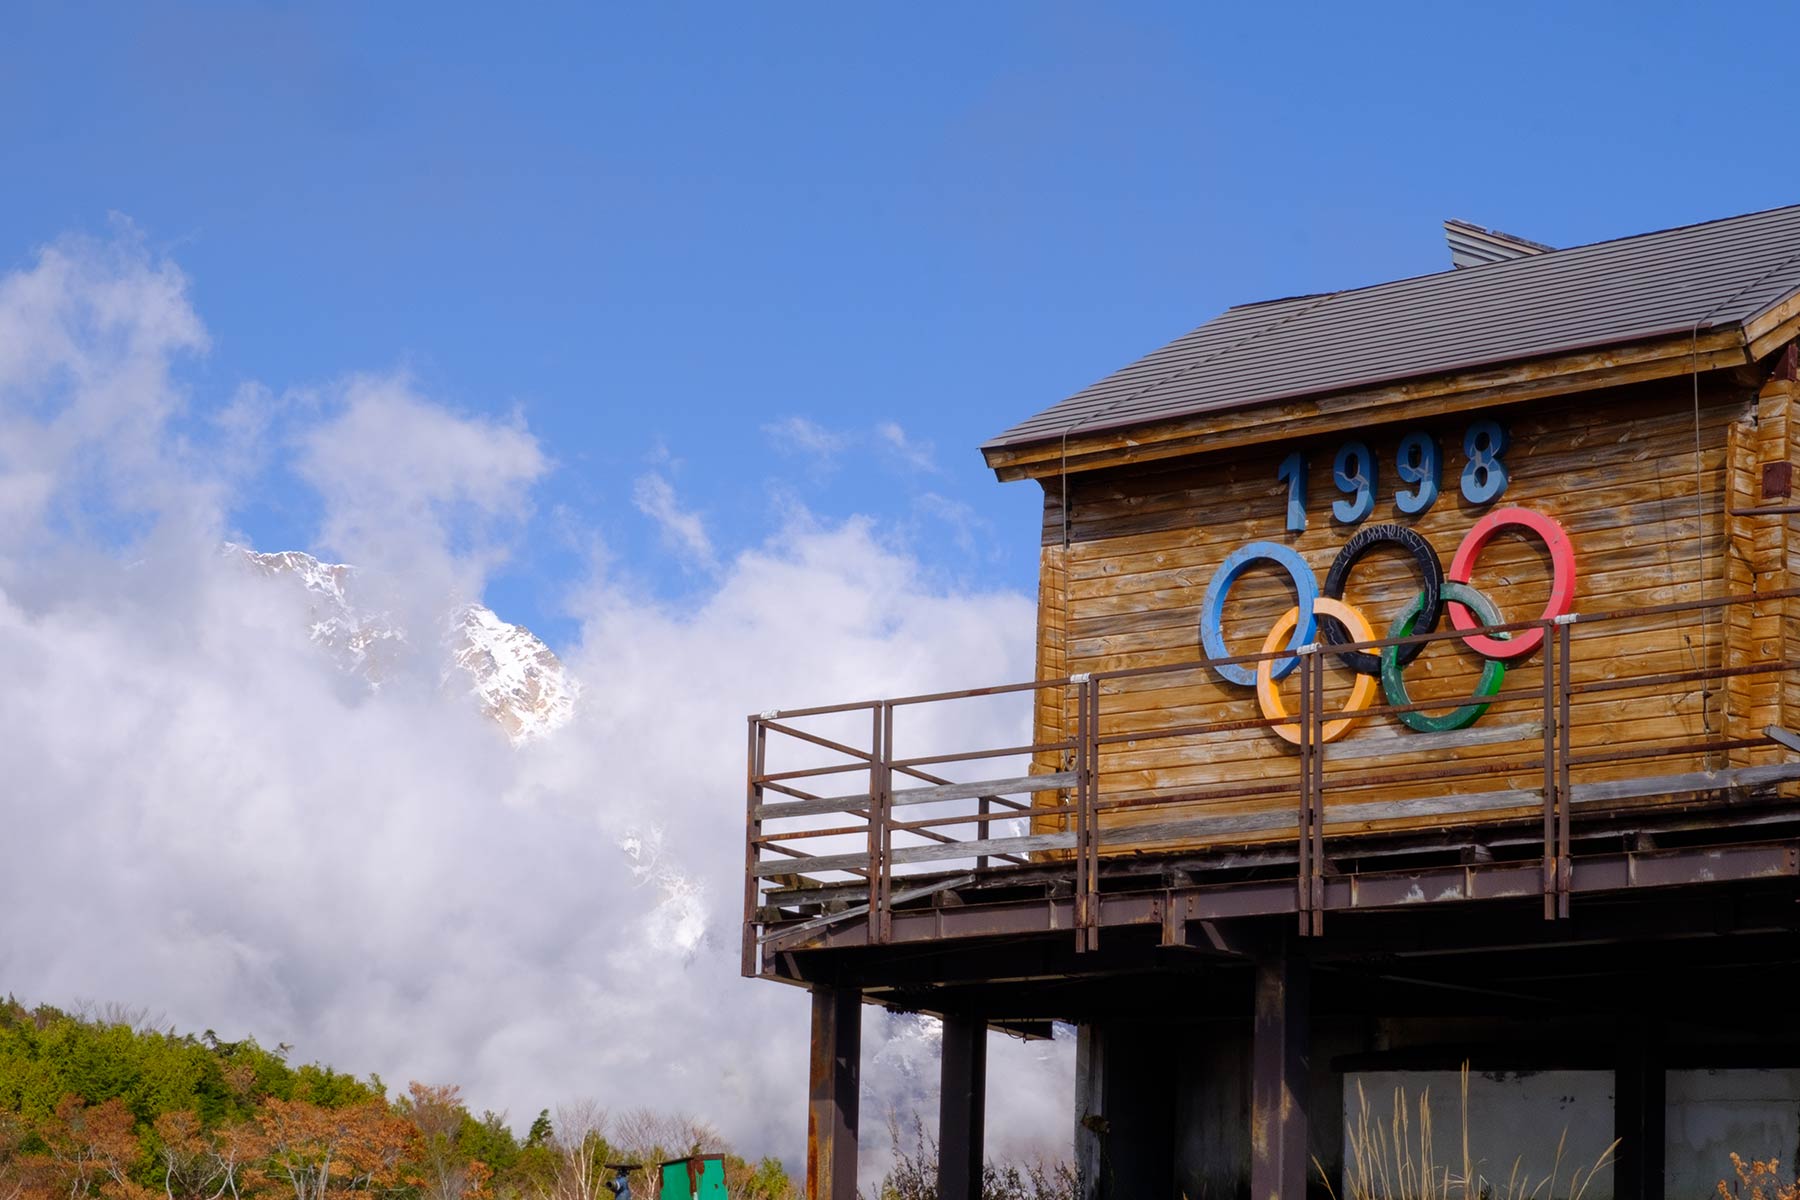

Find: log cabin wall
[1029,368,1798,850]
[1726,364,1800,770]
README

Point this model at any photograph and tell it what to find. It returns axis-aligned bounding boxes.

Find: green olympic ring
[1380,581,1508,734]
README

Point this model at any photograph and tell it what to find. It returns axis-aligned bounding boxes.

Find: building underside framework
[763,769,1800,1199]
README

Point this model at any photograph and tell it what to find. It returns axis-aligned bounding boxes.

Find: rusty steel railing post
[1556,617,1575,919]
[1086,674,1101,952]
[879,701,896,944]
[866,704,886,946]
[1540,622,1557,921]
[1070,674,1101,954]
[976,793,991,874]
[1309,647,1326,937]
[1295,643,1313,936]
[743,715,767,977]
[1071,677,1089,952]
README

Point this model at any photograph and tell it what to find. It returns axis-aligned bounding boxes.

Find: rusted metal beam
[761,875,974,950]
[1556,618,1574,919]
[937,1013,987,1200]
[1251,950,1310,1200]
[806,986,861,1200]
[782,840,1800,952]
[1541,624,1556,921]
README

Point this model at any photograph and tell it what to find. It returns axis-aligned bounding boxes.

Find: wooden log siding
[1725,384,1776,769]
[1030,541,1070,839]
[1731,370,1800,782]
[1032,374,1783,852]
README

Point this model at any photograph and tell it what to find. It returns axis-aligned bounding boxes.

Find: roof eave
[983,321,1763,482]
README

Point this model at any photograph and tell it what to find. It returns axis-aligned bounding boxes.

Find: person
[604,1167,631,1199]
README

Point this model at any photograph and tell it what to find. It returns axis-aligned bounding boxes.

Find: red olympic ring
[1446,506,1575,659]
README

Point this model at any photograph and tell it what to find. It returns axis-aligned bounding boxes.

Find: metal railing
[742,587,1800,972]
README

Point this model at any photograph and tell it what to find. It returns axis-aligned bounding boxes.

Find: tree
[0,1113,28,1200]
[35,1096,152,1200]
[728,1157,795,1200]
[151,1111,259,1200]
[251,1099,416,1200]
[608,1109,728,1200]
[398,1085,490,1200]
[530,1104,608,1200]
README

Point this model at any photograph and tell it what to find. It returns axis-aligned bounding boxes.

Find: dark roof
[985,203,1800,452]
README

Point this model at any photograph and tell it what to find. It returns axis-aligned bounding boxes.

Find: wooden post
[1251,952,1310,1200]
[938,1012,988,1200]
[807,986,861,1200]
[1614,1022,1665,1200]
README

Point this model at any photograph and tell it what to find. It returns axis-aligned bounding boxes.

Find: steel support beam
[1074,1025,1105,1200]
[806,986,860,1200]
[786,840,1800,952]
[1252,952,1311,1200]
[937,1013,988,1200]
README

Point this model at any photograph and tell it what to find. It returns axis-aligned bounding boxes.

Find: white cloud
[876,420,938,472]
[296,376,547,615]
[762,415,849,463]
[632,471,716,569]
[0,230,1074,1183]
[0,224,213,562]
[915,492,994,557]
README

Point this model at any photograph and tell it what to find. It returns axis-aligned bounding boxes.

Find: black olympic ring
[1320,523,1445,676]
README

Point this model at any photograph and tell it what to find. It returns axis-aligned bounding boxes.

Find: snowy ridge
[446,603,580,744]
[227,545,577,744]
[230,545,406,682]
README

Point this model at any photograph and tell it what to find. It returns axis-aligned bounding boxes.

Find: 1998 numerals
[1277,421,1509,532]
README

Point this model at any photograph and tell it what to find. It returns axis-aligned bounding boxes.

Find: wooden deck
[742,587,1800,973]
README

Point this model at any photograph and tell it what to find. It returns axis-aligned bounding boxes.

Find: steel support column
[1074,1024,1104,1200]
[1252,952,1311,1200]
[807,986,861,1200]
[1614,1021,1665,1200]
[937,1012,988,1200]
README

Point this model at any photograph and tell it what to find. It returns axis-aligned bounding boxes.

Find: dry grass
[1317,1066,1618,1200]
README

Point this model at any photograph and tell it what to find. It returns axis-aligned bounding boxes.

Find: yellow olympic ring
[1254,597,1379,745]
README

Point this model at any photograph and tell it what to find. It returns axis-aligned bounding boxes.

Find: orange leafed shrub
[34,1096,154,1200]
[1719,1154,1800,1200]
[252,1098,420,1200]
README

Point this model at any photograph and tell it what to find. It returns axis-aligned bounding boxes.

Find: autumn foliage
[1720,1154,1800,1200]
[0,1092,418,1200]
[0,998,796,1200]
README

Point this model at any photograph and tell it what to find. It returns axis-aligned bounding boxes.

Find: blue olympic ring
[1200,542,1319,687]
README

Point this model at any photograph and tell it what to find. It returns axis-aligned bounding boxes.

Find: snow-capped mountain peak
[446,603,579,744]
[226,544,576,744]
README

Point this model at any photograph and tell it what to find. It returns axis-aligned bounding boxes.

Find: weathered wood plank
[754,759,1800,876]
[757,772,1074,820]
[753,831,1079,877]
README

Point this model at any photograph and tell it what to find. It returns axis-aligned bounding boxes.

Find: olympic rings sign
[1199,506,1576,739]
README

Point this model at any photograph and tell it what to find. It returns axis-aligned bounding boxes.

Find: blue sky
[6,0,1800,648]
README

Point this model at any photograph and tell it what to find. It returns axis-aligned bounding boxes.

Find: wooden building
[743,207,1800,1199]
